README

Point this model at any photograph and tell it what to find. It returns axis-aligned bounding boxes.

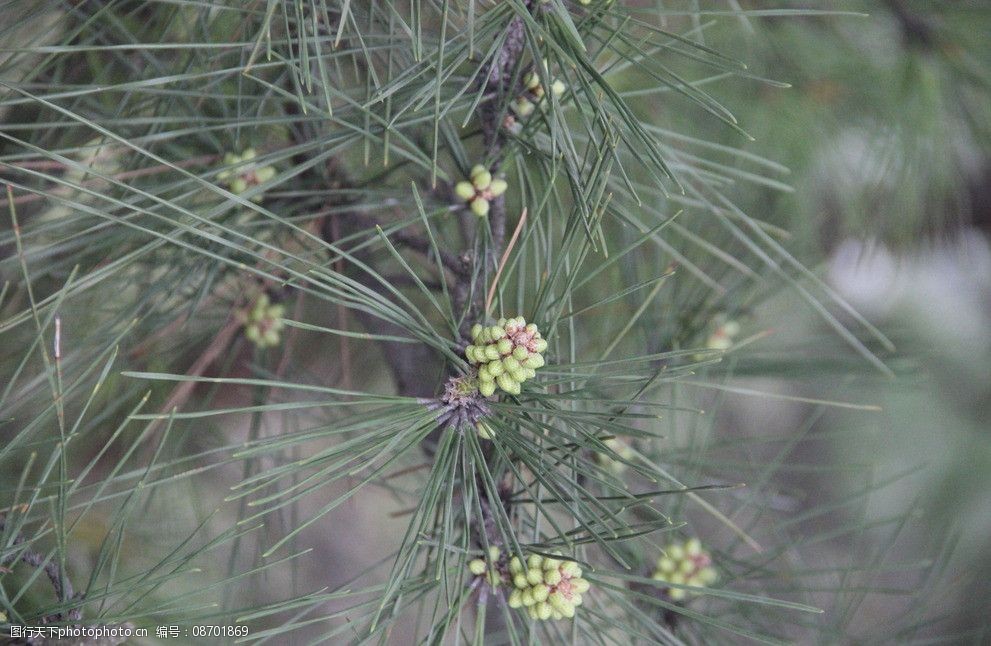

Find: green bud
[512,345,529,361]
[497,338,513,355]
[509,368,527,383]
[487,360,504,377]
[526,568,543,586]
[525,353,545,369]
[537,602,553,621]
[256,165,276,182]
[527,554,543,569]
[470,197,490,217]
[514,98,535,117]
[533,338,548,353]
[476,421,495,440]
[471,323,483,340]
[470,164,487,179]
[469,559,487,575]
[480,381,496,397]
[489,178,508,197]
[508,589,523,608]
[472,170,492,190]
[455,181,476,201]
[231,178,248,194]
[484,345,501,361]
[502,356,521,372]
[489,325,506,340]
[496,374,517,394]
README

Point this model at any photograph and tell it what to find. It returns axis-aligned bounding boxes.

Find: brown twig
[486,207,527,315]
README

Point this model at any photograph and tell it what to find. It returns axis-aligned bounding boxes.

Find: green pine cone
[651,537,717,601]
[464,317,547,395]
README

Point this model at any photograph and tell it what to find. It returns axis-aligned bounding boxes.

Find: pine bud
[506,551,590,621]
[467,546,505,588]
[455,181,476,201]
[242,293,285,349]
[219,148,276,202]
[470,197,490,217]
[463,317,547,396]
[472,170,492,190]
[651,537,717,602]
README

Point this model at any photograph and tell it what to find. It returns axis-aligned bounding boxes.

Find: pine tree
[1,1,988,644]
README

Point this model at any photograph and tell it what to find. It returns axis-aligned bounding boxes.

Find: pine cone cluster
[454,165,508,217]
[465,318,547,396]
[467,549,591,621]
[241,293,285,349]
[507,554,590,621]
[217,148,276,201]
[512,61,566,118]
[651,538,717,601]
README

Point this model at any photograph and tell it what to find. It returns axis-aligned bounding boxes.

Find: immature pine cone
[217,148,276,201]
[507,554,590,621]
[242,293,285,349]
[465,317,547,397]
[651,538,717,601]
[454,165,508,217]
[512,61,566,118]
[467,546,506,588]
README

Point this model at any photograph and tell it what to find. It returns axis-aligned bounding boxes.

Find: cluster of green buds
[507,553,590,621]
[240,293,285,349]
[705,318,741,352]
[468,546,506,588]
[454,165,507,217]
[651,538,717,601]
[512,61,566,118]
[217,148,276,201]
[593,437,635,475]
[465,317,547,397]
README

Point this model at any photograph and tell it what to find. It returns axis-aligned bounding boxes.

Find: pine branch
[0,515,81,624]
